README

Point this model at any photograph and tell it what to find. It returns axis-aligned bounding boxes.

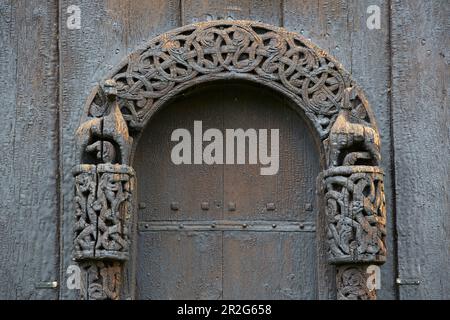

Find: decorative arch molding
[73,21,386,300]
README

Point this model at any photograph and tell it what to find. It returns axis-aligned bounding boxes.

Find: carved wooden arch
[73,20,386,300]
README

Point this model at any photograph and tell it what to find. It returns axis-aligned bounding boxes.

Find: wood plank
[135,83,224,222]
[136,231,222,299]
[221,81,320,223]
[58,0,180,299]
[222,231,317,299]
[391,0,449,299]
[0,0,59,299]
[283,0,396,300]
[181,0,282,26]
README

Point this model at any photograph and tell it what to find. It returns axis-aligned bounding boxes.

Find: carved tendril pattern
[75,21,386,300]
[87,22,372,138]
[323,167,386,264]
[73,164,135,261]
[336,265,376,300]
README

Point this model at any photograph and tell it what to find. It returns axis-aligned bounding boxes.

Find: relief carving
[73,164,135,261]
[321,87,386,266]
[322,166,386,264]
[74,21,387,300]
[326,87,380,168]
[76,79,133,164]
[83,21,375,138]
[79,261,122,300]
[336,265,376,300]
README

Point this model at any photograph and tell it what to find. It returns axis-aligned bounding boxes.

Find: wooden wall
[0,0,447,299]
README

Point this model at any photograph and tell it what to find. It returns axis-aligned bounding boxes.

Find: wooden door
[134,81,320,299]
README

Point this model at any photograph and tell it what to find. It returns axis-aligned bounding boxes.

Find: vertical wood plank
[223,232,317,299]
[0,0,59,299]
[221,82,320,224]
[135,83,224,223]
[137,231,222,299]
[181,0,282,26]
[283,0,396,299]
[391,0,449,299]
[58,0,180,299]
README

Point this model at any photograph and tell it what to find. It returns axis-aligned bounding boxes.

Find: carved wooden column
[73,80,134,300]
[321,88,386,300]
[74,21,387,300]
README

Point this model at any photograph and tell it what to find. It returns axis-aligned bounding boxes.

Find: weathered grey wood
[135,84,224,223]
[58,0,181,299]
[221,82,320,223]
[391,0,449,299]
[283,0,396,299]
[70,11,387,299]
[223,232,317,299]
[0,0,446,301]
[0,0,59,299]
[182,0,282,25]
[135,81,320,299]
[137,231,223,299]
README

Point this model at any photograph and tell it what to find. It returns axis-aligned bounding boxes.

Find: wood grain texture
[135,81,319,299]
[0,0,59,299]
[137,231,223,299]
[0,0,442,300]
[135,83,224,223]
[283,0,396,299]
[391,0,449,299]
[58,0,180,299]
[181,0,282,25]
[221,83,320,223]
[223,231,317,299]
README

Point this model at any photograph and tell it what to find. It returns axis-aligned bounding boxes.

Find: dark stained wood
[221,83,320,223]
[283,0,396,299]
[223,232,317,299]
[58,0,181,299]
[134,81,319,299]
[137,231,223,299]
[391,0,450,299]
[0,0,447,300]
[0,0,60,299]
[135,84,224,223]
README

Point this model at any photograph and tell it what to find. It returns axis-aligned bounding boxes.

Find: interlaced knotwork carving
[336,265,376,300]
[322,166,386,264]
[74,20,386,300]
[79,261,122,300]
[73,164,135,261]
[84,21,373,138]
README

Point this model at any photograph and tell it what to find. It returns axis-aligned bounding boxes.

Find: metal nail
[266,202,275,211]
[171,202,179,211]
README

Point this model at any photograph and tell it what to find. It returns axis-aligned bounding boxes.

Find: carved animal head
[101,79,118,100]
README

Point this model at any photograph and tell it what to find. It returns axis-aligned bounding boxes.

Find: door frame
[72,20,386,300]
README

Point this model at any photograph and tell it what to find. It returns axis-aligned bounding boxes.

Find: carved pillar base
[336,264,376,300]
[79,261,122,300]
[321,165,386,264]
[73,163,135,261]
[321,166,386,300]
[73,163,135,300]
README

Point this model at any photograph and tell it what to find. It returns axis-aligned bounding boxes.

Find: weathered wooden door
[134,81,320,299]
